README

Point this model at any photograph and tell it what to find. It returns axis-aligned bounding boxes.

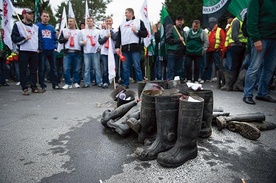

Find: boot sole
[157,153,197,168]
[227,121,261,140]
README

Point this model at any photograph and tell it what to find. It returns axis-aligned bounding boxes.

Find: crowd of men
[0,2,275,104]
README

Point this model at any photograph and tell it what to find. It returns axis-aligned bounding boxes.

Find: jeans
[155,56,162,80]
[63,52,81,85]
[241,53,251,70]
[202,51,222,80]
[167,53,185,80]
[19,51,39,90]
[84,52,102,86]
[185,55,202,82]
[244,39,276,98]
[39,50,59,88]
[122,51,143,87]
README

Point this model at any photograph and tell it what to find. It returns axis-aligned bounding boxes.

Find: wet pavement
[0,81,275,183]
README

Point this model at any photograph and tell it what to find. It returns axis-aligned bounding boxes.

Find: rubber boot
[116,90,136,108]
[135,92,182,161]
[157,95,204,168]
[233,69,247,91]
[216,112,266,131]
[137,90,162,143]
[227,121,261,140]
[235,121,276,131]
[188,90,213,138]
[212,112,230,123]
[126,118,140,133]
[221,71,235,91]
[110,86,126,101]
[101,100,138,127]
[107,110,140,137]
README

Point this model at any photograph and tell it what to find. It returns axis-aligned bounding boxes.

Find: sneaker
[82,85,90,88]
[212,77,217,82]
[31,88,44,93]
[102,83,108,88]
[62,84,72,89]
[53,85,62,90]
[16,82,21,86]
[97,83,103,87]
[187,80,192,83]
[23,89,30,96]
[200,80,205,84]
[73,83,81,88]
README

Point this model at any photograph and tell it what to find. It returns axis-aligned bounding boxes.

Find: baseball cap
[176,15,184,20]
[22,8,34,15]
[208,17,218,23]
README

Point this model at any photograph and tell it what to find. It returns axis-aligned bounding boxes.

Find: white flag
[2,0,15,50]
[57,7,67,53]
[140,0,151,47]
[85,0,89,29]
[68,1,75,19]
[108,37,116,83]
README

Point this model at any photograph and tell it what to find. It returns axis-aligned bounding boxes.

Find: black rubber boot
[157,95,204,168]
[107,107,140,137]
[101,100,138,127]
[188,90,213,138]
[135,92,182,161]
[221,71,235,91]
[233,69,247,91]
[137,90,162,143]
[217,70,223,89]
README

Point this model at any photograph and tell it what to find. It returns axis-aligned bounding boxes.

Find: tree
[12,0,56,25]
[164,0,203,27]
[55,0,112,29]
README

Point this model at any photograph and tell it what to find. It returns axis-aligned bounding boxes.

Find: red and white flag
[57,7,67,53]
[140,0,151,47]
[85,0,89,29]
[108,37,116,83]
[1,0,15,50]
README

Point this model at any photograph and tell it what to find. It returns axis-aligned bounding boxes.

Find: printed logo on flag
[203,0,228,14]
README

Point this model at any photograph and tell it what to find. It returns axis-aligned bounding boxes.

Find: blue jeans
[244,39,276,98]
[167,53,185,80]
[63,52,81,85]
[122,52,143,87]
[39,50,58,88]
[202,51,222,80]
[84,53,102,86]
[241,53,251,70]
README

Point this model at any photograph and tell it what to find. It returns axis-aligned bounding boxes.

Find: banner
[57,7,67,53]
[108,37,116,82]
[227,0,249,21]
[1,0,15,50]
[159,6,173,57]
[202,0,232,28]
[140,0,151,47]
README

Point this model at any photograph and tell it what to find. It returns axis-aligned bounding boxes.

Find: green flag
[227,0,249,21]
[34,0,40,23]
[159,6,173,57]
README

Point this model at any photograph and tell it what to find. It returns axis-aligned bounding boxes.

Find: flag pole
[15,13,29,35]
[173,25,186,46]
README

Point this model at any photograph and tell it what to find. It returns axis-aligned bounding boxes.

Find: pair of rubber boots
[135,93,205,168]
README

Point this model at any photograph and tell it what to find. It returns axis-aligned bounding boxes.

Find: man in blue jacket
[37,11,60,91]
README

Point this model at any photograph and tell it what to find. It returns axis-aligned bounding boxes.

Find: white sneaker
[212,77,217,82]
[62,84,72,89]
[200,80,205,84]
[187,80,192,83]
[73,83,80,88]
[16,82,20,85]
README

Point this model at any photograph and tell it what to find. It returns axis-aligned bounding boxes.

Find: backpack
[242,0,264,37]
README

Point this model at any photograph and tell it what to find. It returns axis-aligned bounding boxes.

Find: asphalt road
[0,81,275,183]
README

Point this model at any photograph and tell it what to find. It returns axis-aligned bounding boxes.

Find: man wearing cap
[165,15,186,81]
[243,0,276,104]
[202,17,226,88]
[221,14,247,91]
[37,11,61,91]
[11,8,42,95]
[185,19,209,83]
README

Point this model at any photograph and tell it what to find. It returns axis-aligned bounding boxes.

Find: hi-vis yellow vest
[209,27,222,49]
[225,18,247,47]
